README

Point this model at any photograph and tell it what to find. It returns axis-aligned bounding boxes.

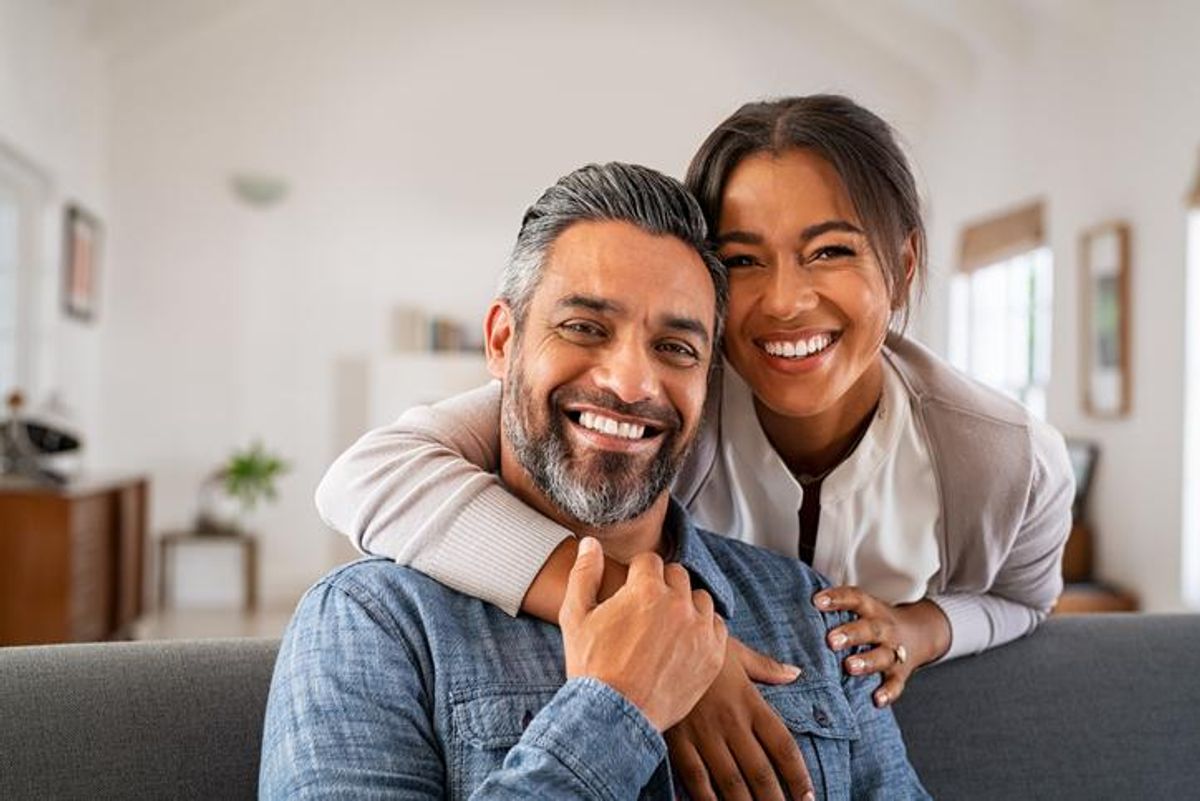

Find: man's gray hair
[497,162,728,343]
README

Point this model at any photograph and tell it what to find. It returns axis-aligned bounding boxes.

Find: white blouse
[689,360,942,604]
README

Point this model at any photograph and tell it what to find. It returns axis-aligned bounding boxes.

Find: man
[260,163,928,799]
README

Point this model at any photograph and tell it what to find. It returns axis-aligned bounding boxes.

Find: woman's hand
[812,587,951,708]
[665,638,814,801]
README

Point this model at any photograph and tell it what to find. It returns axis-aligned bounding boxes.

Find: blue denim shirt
[260,502,929,800]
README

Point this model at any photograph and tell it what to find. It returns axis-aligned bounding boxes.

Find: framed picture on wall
[62,203,101,322]
[1081,221,1131,417]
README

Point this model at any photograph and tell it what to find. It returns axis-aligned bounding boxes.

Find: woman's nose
[759,262,820,320]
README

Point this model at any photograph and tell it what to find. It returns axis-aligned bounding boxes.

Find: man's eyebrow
[556,294,710,346]
[662,315,711,347]
[715,219,865,246]
[555,294,626,314]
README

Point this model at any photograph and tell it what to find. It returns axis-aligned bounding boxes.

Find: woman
[317,95,1073,798]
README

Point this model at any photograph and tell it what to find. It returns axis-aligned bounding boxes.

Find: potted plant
[195,441,288,535]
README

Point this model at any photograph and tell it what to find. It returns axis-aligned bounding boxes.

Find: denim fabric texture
[260,502,930,800]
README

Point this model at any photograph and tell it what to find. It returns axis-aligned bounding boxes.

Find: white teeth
[762,334,835,360]
[575,411,646,440]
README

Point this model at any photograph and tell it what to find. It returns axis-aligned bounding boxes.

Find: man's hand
[813,587,951,707]
[666,639,814,801]
[560,537,726,732]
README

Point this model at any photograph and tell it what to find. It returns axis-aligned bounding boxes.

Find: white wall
[0,0,109,438]
[97,0,938,602]
[917,3,1200,612]
[12,0,1194,612]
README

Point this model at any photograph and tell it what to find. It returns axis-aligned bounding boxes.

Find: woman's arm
[315,381,576,616]
[813,421,1074,704]
[927,418,1075,660]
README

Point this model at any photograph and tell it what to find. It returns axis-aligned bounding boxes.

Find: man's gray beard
[502,369,683,528]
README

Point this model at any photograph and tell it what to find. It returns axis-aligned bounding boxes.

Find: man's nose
[592,337,659,405]
[760,262,820,320]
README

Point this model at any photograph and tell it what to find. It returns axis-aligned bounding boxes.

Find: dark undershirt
[797,477,822,566]
[793,402,881,566]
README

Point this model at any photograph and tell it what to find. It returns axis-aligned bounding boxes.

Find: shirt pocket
[448,684,561,798]
[758,681,860,801]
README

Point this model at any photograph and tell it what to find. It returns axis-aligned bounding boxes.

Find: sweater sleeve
[929,417,1074,660]
[314,380,573,616]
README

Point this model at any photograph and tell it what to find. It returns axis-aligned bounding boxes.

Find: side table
[158,530,258,612]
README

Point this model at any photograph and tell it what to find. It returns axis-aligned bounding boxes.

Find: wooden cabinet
[0,475,147,645]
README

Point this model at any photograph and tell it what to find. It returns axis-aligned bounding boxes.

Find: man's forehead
[532,220,716,328]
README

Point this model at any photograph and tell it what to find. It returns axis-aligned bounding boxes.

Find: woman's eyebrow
[800,220,864,240]
[715,230,761,246]
[716,219,864,246]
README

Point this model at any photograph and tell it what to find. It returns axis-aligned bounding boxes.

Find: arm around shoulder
[314,380,573,615]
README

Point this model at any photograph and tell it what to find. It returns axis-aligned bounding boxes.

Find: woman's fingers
[826,616,893,651]
[665,731,717,801]
[842,644,900,677]
[750,700,816,801]
[812,585,872,613]
[729,637,803,685]
[874,666,912,708]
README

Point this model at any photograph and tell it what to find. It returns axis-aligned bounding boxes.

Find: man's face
[488,219,716,528]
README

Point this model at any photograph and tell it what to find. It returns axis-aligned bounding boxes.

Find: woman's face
[715,148,895,421]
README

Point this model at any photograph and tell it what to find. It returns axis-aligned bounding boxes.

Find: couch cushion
[0,638,278,801]
[894,614,1200,800]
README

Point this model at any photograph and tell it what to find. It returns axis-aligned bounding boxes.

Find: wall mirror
[1081,221,1132,417]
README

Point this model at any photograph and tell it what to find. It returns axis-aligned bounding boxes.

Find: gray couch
[2,614,1198,800]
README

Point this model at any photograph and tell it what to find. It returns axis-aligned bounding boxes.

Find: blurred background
[2,0,1199,643]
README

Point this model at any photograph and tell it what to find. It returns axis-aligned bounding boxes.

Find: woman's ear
[484,301,515,379]
[893,231,920,310]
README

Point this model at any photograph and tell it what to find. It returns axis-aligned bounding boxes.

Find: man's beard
[502,366,688,528]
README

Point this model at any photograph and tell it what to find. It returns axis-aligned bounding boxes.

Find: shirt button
[812,706,831,727]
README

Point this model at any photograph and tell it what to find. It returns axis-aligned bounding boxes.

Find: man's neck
[498,443,669,564]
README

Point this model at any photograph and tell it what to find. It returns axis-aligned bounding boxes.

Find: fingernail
[783,664,802,680]
[847,657,865,673]
[875,690,890,707]
[815,595,832,609]
[829,632,847,648]
[578,536,598,556]
[803,793,816,801]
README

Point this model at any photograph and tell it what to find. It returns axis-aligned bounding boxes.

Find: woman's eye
[719,253,758,269]
[812,244,856,261]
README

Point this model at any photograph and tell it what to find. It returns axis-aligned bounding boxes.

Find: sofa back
[2,615,1198,800]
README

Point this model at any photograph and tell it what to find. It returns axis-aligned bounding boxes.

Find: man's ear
[484,300,515,380]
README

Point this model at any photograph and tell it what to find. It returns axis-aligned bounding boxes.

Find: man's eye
[719,253,758,269]
[560,321,605,338]
[657,341,700,362]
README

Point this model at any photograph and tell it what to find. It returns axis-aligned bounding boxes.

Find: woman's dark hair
[685,95,926,328]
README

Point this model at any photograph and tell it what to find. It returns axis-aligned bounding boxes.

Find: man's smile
[563,406,667,453]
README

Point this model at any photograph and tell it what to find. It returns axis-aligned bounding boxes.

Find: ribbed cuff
[412,483,572,616]
[927,592,990,662]
[522,677,667,800]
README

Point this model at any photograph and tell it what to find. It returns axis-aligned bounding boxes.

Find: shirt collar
[719,357,908,504]
[663,498,736,620]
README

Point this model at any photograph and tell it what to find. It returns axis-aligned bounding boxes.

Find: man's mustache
[551,387,682,432]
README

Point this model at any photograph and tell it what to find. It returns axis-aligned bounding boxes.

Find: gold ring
[893,644,908,665]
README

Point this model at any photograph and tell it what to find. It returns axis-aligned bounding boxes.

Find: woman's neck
[755,360,884,478]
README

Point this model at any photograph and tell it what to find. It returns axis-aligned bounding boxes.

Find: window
[0,143,50,401]
[949,202,1052,419]
[1184,206,1200,609]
